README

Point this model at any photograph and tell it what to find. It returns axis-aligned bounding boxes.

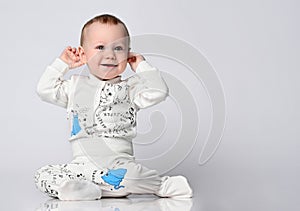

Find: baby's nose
[104,49,116,60]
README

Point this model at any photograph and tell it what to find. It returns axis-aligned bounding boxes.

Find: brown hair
[80,14,130,47]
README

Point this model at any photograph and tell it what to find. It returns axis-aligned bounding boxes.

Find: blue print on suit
[101,168,127,190]
[71,114,81,136]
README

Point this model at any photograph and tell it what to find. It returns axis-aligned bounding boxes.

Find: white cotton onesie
[34,58,193,200]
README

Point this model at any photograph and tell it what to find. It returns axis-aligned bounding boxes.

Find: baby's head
[79,14,130,80]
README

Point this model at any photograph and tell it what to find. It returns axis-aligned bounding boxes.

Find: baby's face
[82,22,129,80]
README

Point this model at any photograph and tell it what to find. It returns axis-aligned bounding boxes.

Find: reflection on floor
[36,195,193,211]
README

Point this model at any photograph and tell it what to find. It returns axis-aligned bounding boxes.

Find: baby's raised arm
[127,53,169,109]
[36,47,82,108]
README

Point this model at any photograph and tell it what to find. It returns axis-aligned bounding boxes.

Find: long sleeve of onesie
[36,58,71,108]
[128,60,169,109]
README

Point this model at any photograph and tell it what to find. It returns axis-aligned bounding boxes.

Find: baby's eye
[114,46,124,51]
[96,45,105,51]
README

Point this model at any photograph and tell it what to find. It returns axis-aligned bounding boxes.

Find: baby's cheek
[118,61,127,73]
[117,52,128,63]
[86,49,100,60]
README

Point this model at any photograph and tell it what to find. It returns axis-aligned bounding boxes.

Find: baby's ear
[78,46,87,63]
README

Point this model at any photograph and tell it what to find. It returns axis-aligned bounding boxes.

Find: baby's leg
[87,159,161,197]
[34,163,102,200]
[119,160,162,194]
[111,160,164,196]
[107,160,193,198]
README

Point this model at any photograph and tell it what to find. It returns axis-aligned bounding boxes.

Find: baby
[34,14,193,200]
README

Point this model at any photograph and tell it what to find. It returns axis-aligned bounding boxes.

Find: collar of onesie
[87,71,122,86]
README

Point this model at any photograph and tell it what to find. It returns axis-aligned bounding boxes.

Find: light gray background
[0,0,299,210]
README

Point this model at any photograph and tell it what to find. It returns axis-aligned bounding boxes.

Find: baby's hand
[127,52,145,72]
[59,46,85,69]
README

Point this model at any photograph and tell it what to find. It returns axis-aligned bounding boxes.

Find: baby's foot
[57,180,102,201]
[155,176,193,198]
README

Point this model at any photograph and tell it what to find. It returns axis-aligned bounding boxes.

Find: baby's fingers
[127,56,136,63]
[71,47,80,55]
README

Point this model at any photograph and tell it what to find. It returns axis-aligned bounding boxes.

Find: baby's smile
[101,63,118,67]
[100,63,119,71]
